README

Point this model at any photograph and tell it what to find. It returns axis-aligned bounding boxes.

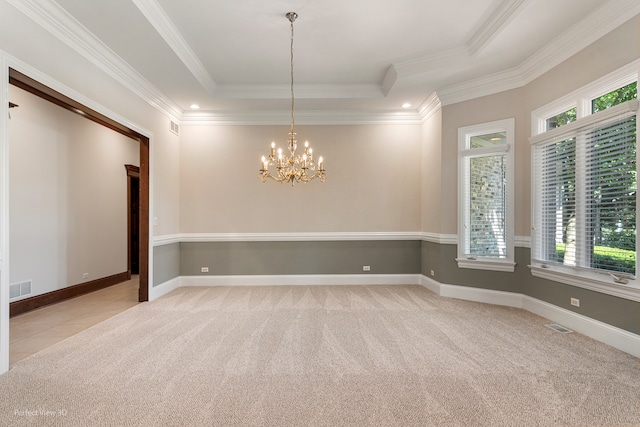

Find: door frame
[7,70,150,302]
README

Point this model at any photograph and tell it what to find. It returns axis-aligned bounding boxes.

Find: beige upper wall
[421,109,442,233]
[179,124,422,233]
[440,16,639,237]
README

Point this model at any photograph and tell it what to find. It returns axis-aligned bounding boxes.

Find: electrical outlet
[430,270,435,276]
[362,265,371,271]
[201,267,209,273]
[83,273,89,279]
[570,297,580,307]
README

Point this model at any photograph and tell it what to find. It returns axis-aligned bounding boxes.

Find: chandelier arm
[262,168,291,183]
[261,167,325,184]
[259,171,280,183]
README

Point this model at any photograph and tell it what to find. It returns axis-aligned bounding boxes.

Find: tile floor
[9,276,140,366]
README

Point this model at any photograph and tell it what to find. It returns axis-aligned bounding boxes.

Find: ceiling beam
[465,0,531,55]
[131,0,217,96]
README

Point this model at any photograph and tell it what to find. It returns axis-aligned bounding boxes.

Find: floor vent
[170,120,180,135]
[10,280,32,300]
[545,323,573,333]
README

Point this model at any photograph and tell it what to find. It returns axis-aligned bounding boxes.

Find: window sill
[529,264,640,302]
[456,258,516,272]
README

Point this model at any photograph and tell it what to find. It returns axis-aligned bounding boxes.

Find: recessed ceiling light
[402,103,412,109]
[190,104,200,109]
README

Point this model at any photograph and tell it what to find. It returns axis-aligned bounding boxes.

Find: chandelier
[259,12,326,185]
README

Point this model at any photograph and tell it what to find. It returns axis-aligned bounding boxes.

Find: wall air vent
[10,280,32,300]
[170,120,180,136]
[545,323,573,333]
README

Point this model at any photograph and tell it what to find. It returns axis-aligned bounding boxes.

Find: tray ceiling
[10,0,639,121]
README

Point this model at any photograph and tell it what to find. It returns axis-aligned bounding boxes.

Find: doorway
[8,69,150,302]
[126,165,140,276]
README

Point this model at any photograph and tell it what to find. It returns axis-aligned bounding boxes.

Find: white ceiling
[13,0,640,121]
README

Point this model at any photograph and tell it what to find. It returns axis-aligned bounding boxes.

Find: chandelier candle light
[259,12,326,185]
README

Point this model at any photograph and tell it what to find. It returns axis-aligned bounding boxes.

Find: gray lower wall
[421,241,640,334]
[153,243,180,287]
[520,260,640,335]
[153,239,639,334]
[421,241,527,293]
[180,240,421,276]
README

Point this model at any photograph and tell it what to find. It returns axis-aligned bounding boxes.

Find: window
[546,107,576,130]
[530,63,638,300]
[457,118,515,272]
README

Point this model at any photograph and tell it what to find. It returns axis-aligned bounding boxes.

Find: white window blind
[584,113,636,274]
[532,100,638,277]
[535,137,576,265]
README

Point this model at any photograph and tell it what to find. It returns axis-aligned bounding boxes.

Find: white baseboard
[420,275,639,358]
[421,276,524,308]
[522,296,640,358]
[180,274,422,287]
[149,277,180,301]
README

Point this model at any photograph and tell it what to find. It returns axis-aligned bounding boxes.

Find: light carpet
[0,285,638,426]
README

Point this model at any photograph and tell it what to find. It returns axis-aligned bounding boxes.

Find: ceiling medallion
[259,12,326,185]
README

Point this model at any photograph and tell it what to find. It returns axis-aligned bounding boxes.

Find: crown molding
[7,0,183,119]
[131,0,217,95]
[437,0,640,106]
[181,109,423,125]
[418,92,442,123]
[518,0,640,84]
[465,0,531,55]
[392,47,469,80]
[437,67,525,105]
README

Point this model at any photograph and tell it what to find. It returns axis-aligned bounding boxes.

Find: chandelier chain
[290,16,295,134]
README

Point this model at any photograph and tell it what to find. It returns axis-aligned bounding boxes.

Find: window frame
[530,60,639,301]
[457,118,515,272]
